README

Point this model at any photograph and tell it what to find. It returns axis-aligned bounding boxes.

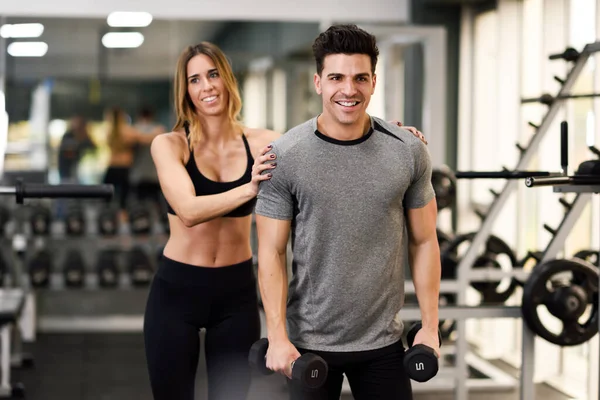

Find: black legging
[103,166,130,210]
[143,255,260,400]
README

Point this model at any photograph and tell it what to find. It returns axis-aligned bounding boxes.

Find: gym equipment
[0,254,8,287]
[436,229,453,253]
[576,159,600,176]
[27,250,52,288]
[404,322,441,382]
[248,338,328,389]
[29,205,51,235]
[455,170,559,179]
[526,158,600,187]
[97,249,120,288]
[549,47,581,62]
[0,204,9,236]
[128,205,152,235]
[128,247,154,286]
[97,207,119,236]
[521,258,598,346]
[431,167,456,210]
[521,93,600,106]
[62,249,85,288]
[64,203,85,236]
[573,249,599,267]
[0,179,113,398]
[441,232,518,303]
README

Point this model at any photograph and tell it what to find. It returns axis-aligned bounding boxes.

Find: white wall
[0,0,410,23]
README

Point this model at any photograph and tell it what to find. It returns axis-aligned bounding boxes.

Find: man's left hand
[411,327,441,358]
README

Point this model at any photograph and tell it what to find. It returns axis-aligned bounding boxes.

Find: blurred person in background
[131,107,166,208]
[103,107,162,221]
[58,114,96,183]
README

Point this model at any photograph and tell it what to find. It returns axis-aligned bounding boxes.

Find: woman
[103,107,162,220]
[144,41,427,400]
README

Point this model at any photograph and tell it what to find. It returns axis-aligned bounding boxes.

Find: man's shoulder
[371,116,423,148]
[271,118,316,154]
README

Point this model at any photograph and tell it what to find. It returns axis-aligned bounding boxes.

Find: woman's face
[186,54,229,117]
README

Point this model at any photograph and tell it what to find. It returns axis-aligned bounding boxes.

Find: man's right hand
[266,338,302,379]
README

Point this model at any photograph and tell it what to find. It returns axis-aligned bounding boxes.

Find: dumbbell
[97,249,120,288]
[28,250,53,288]
[98,207,119,236]
[30,205,52,235]
[127,247,154,286]
[404,322,441,382]
[65,204,85,236]
[248,338,328,390]
[128,204,152,235]
[63,249,86,288]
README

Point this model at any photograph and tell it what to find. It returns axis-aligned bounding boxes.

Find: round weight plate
[573,249,599,267]
[248,339,272,375]
[441,232,518,303]
[431,168,456,211]
[521,258,599,346]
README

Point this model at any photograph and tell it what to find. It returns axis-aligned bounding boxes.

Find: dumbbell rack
[448,40,600,400]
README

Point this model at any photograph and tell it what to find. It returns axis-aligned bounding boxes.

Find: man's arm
[256,216,291,342]
[406,199,441,334]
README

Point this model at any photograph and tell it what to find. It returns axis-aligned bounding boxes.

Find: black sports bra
[165,124,257,218]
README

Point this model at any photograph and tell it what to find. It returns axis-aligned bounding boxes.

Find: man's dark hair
[312,24,379,76]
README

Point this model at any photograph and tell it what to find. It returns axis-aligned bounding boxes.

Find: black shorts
[288,340,413,400]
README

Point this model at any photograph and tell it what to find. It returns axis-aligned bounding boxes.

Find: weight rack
[405,40,600,399]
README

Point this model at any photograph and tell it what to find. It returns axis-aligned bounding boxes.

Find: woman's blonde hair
[173,42,243,150]
[106,107,127,152]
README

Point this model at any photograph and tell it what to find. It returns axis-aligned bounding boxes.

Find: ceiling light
[7,42,48,57]
[101,32,144,49]
[107,12,152,27]
[0,23,44,38]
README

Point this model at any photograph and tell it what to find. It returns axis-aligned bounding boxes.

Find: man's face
[314,53,376,127]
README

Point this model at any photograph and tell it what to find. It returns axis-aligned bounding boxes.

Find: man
[255,24,441,400]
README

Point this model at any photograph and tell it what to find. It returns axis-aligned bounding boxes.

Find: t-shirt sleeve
[255,144,295,220]
[403,140,436,209]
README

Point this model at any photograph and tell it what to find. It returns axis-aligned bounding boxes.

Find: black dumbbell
[28,250,53,288]
[65,204,85,236]
[63,249,86,288]
[404,322,441,382]
[98,207,119,236]
[128,205,152,235]
[30,205,51,235]
[97,249,120,288]
[127,247,154,286]
[248,338,328,390]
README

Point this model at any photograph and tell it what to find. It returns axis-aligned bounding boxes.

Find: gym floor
[12,332,571,400]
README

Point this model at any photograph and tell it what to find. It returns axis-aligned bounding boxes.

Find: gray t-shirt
[255,115,435,352]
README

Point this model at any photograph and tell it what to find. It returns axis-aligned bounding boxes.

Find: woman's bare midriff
[108,151,133,167]
[162,214,253,267]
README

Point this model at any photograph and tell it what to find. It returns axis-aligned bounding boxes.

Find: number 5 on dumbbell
[404,322,442,382]
[248,338,328,390]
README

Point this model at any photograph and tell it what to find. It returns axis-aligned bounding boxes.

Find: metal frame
[448,41,600,400]
[0,289,26,398]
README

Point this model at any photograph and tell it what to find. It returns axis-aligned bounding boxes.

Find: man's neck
[317,113,371,141]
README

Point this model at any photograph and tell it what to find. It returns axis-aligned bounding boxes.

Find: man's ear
[314,73,322,95]
[372,73,377,94]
